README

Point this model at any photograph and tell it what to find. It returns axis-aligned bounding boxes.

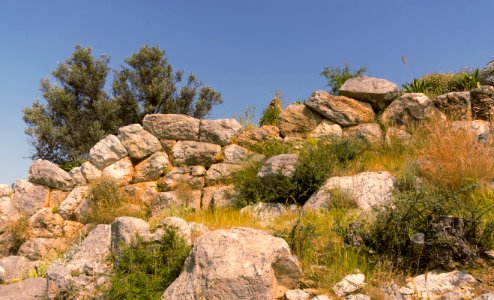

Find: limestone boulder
[339,76,400,110]
[28,159,74,191]
[471,86,494,120]
[333,273,366,297]
[18,237,68,261]
[385,127,412,146]
[309,119,343,139]
[451,120,491,142]
[69,167,87,186]
[433,91,471,120]
[0,256,34,283]
[236,125,283,147]
[199,118,243,145]
[0,278,46,300]
[28,208,64,238]
[0,197,21,224]
[171,141,223,167]
[223,144,253,164]
[150,190,202,214]
[286,289,310,300]
[80,162,102,183]
[257,154,299,184]
[278,104,322,138]
[304,171,396,211]
[123,182,159,206]
[399,270,476,299]
[89,135,128,169]
[306,90,375,126]
[133,151,170,183]
[210,184,237,208]
[110,217,150,256]
[143,114,200,141]
[46,224,111,300]
[0,184,14,198]
[10,180,50,216]
[381,93,445,129]
[102,157,134,185]
[205,163,241,186]
[160,173,205,192]
[344,123,383,145]
[163,227,302,300]
[58,186,89,220]
[117,124,162,160]
[480,60,494,86]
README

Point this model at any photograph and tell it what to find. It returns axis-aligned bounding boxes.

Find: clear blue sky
[0,1,493,184]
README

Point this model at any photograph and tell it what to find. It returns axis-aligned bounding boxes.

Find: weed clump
[85,177,145,224]
[234,138,365,206]
[2,216,29,254]
[363,183,494,273]
[105,228,191,299]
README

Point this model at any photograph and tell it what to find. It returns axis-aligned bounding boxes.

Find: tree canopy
[23,45,223,165]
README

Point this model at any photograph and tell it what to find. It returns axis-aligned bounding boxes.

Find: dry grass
[3,216,30,254]
[85,177,146,224]
[415,121,494,189]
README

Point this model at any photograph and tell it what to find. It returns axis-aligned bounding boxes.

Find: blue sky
[0,1,493,184]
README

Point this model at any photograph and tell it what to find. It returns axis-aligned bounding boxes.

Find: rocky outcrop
[240,202,298,226]
[223,144,256,164]
[10,180,50,216]
[57,186,89,220]
[480,60,494,86]
[80,162,102,183]
[205,163,241,186]
[471,85,494,120]
[451,120,491,142]
[309,120,342,139]
[89,135,128,169]
[339,76,400,110]
[333,273,366,297]
[399,270,477,299]
[433,91,471,120]
[0,255,34,283]
[0,184,14,198]
[28,160,74,192]
[0,278,46,300]
[278,104,322,138]
[171,141,222,167]
[381,93,445,129]
[306,90,375,126]
[143,114,200,141]
[158,217,209,246]
[199,118,243,145]
[236,125,282,147]
[117,124,162,160]
[132,151,170,183]
[46,224,111,299]
[344,123,383,145]
[163,227,302,299]
[257,154,299,184]
[102,157,134,184]
[385,127,412,145]
[304,171,396,211]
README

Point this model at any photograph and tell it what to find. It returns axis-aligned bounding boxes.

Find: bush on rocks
[105,228,190,299]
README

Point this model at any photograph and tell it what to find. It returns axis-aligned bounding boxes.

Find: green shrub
[259,94,282,126]
[85,177,145,224]
[321,64,368,95]
[363,183,494,273]
[234,138,365,206]
[59,160,84,172]
[105,229,191,299]
[402,69,480,99]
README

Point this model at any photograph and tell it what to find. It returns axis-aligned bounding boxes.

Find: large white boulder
[171,141,223,167]
[89,135,128,169]
[306,90,375,126]
[304,171,396,211]
[163,227,302,300]
[143,114,200,141]
[10,180,50,216]
[339,76,400,110]
[199,118,243,145]
[117,124,162,160]
[28,159,74,191]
